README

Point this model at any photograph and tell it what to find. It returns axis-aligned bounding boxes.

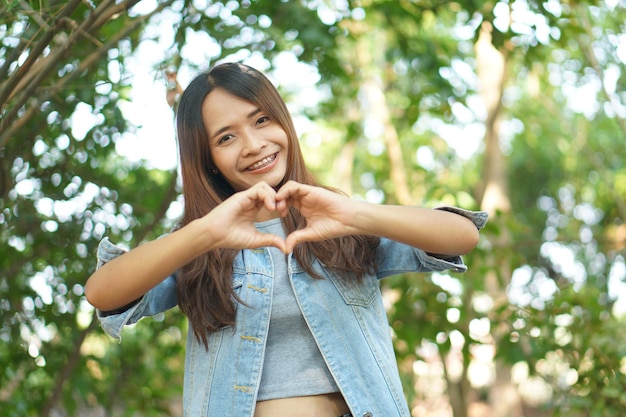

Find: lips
[245,153,277,171]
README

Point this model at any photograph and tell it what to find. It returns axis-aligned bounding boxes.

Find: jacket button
[363,413,373,417]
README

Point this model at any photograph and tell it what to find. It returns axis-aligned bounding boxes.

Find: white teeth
[247,154,276,171]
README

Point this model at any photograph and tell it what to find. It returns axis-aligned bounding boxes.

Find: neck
[255,207,280,222]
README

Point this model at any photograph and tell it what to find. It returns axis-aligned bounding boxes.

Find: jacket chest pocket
[324,268,380,308]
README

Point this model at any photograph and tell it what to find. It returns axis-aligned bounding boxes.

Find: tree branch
[133,170,179,245]
[0,2,170,149]
[0,0,113,135]
[575,5,626,136]
[0,0,83,110]
[39,310,100,417]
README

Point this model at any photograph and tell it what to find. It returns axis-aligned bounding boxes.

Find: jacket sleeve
[375,207,488,278]
[94,237,178,341]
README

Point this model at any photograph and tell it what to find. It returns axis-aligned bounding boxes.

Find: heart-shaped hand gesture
[275,181,359,253]
[202,181,359,254]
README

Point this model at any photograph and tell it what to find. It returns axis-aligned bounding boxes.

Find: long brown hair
[175,62,379,347]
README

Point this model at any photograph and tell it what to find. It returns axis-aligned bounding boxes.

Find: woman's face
[202,88,289,192]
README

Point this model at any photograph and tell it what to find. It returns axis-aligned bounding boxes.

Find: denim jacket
[95,207,487,417]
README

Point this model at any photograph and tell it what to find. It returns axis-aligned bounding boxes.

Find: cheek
[277,133,289,156]
[211,148,234,172]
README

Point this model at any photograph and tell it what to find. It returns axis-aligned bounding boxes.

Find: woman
[85,62,487,417]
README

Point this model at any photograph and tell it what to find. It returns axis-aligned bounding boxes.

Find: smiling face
[202,88,289,192]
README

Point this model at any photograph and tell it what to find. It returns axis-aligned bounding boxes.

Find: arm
[351,204,480,256]
[275,181,482,256]
[85,182,287,312]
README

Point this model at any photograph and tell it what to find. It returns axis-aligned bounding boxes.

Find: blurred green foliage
[1,0,624,416]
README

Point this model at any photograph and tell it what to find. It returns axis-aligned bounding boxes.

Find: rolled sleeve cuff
[97,298,147,341]
[94,237,146,341]
[435,206,489,230]
[416,250,467,273]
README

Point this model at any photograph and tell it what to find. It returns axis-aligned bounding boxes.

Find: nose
[241,129,266,155]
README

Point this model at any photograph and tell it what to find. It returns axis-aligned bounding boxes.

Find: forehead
[201,88,259,135]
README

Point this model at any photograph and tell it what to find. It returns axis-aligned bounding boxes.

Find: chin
[266,170,287,189]
[269,177,286,190]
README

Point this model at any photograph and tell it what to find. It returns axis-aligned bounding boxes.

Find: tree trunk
[475,21,522,417]
[352,23,413,205]
[332,138,356,196]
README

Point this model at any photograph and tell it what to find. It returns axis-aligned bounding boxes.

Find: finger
[275,198,291,217]
[248,182,279,212]
[272,237,288,254]
[284,233,297,254]
[275,180,306,202]
[284,229,320,253]
[253,233,287,254]
[262,193,278,213]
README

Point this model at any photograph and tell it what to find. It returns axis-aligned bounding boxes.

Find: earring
[211,168,219,175]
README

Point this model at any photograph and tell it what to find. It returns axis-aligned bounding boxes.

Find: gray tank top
[255,218,339,401]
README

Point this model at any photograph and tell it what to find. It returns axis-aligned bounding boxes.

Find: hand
[202,182,287,253]
[205,181,360,254]
[275,181,360,253]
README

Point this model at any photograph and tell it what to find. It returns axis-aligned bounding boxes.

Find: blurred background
[1,0,625,416]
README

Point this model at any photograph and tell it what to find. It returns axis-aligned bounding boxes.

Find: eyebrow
[210,107,263,141]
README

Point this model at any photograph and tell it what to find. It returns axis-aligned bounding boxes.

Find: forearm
[350,203,480,256]
[85,218,214,311]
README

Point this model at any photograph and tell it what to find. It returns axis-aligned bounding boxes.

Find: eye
[255,115,270,126]
[217,134,234,144]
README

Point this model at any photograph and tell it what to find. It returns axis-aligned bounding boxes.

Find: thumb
[284,229,316,254]
[256,233,287,254]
